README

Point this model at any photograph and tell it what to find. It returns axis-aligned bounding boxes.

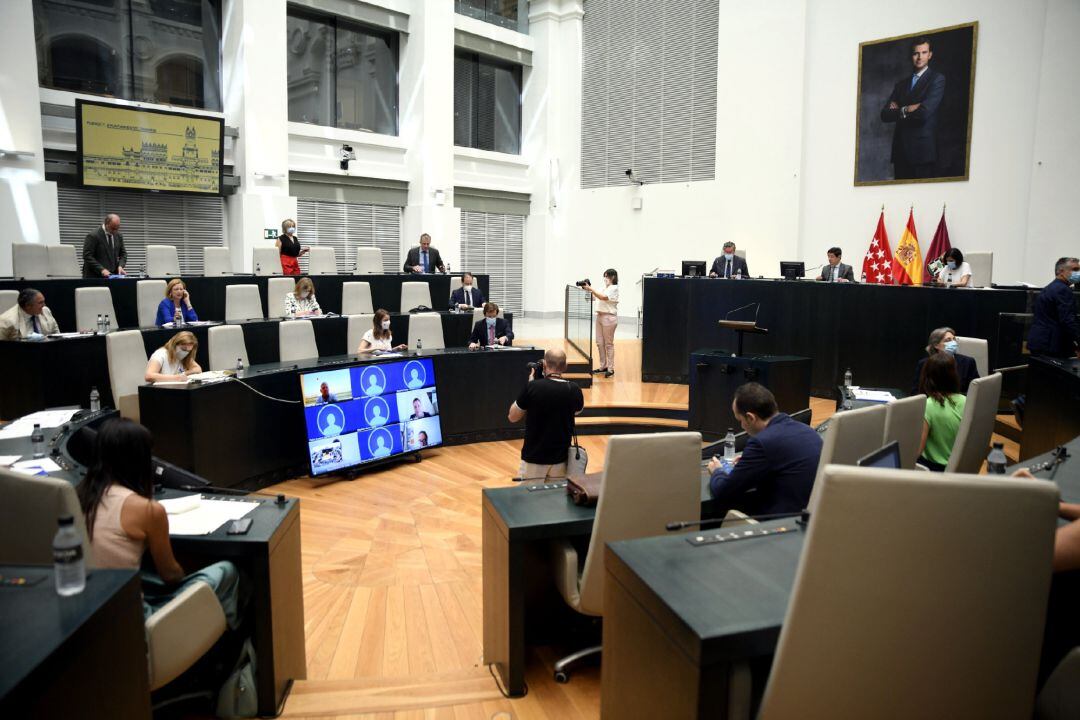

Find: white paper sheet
[164,496,260,535]
[0,455,21,467]
[850,387,896,403]
[11,458,62,476]
[0,409,81,438]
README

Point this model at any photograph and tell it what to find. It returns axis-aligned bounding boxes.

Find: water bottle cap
[58,516,74,526]
[992,442,1004,449]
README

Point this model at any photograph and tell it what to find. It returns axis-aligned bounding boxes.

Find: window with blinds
[295,199,402,274]
[459,210,524,314]
[57,187,224,274]
[580,0,719,188]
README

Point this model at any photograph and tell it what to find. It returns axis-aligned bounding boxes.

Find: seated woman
[76,418,240,627]
[911,326,979,395]
[935,248,973,287]
[917,352,966,472]
[146,330,202,382]
[155,278,198,327]
[284,277,321,317]
[356,308,407,353]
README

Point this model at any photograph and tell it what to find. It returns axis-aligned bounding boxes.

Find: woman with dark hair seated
[935,248,972,287]
[917,353,966,472]
[76,418,241,626]
[911,326,979,395]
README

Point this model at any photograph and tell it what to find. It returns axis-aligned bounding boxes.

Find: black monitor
[681,260,707,277]
[780,261,805,280]
[857,441,901,469]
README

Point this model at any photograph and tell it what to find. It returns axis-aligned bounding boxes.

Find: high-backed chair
[146,245,180,277]
[955,335,989,377]
[307,246,337,275]
[347,314,375,353]
[882,394,927,469]
[279,320,318,362]
[759,466,1057,719]
[408,313,444,349]
[136,280,167,328]
[209,325,249,371]
[48,244,80,277]
[401,282,433,311]
[268,277,296,317]
[450,275,463,299]
[12,242,49,279]
[224,284,264,321]
[203,247,232,276]
[106,330,149,421]
[0,289,17,313]
[341,282,374,315]
[471,306,505,325]
[252,246,280,275]
[946,372,1002,474]
[965,251,993,288]
[1037,647,1080,720]
[75,287,118,331]
[809,403,887,512]
[354,246,383,274]
[552,431,703,681]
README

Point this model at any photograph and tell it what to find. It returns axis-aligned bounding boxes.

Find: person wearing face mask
[357,308,408,353]
[911,326,979,395]
[917,352,965,472]
[276,218,310,276]
[706,382,822,516]
[934,248,972,287]
[582,269,619,377]
[1028,257,1080,360]
[145,331,202,383]
[709,241,750,279]
[284,276,322,317]
[155,278,198,326]
[469,302,513,349]
[450,272,485,310]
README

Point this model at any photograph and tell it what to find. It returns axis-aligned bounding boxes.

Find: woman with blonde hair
[285,276,322,317]
[357,308,407,352]
[145,331,201,382]
[276,218,309,276]
[154,278,198,326]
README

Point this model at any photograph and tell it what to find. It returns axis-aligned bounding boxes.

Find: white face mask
[286,227,296,235]
[300,291,310,299]
[176,347,190,359]
[381,320,391,330]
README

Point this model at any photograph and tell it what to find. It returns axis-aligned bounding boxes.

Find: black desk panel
[1020,357,1080,460]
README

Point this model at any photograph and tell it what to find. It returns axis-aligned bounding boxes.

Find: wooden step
[281,669,503,717]
[562,372,593,389]
[580,403,688,420]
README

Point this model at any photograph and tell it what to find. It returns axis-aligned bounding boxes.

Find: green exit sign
[264,228,279,240]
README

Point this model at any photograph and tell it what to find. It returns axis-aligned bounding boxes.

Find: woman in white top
[285,276,322,317]
[583,268,619,377]
[935,248,972,287]
[357,308,407,353]
[145,330,201,382]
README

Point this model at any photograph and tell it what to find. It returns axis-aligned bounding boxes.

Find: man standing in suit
[450,271,485,310]
[1028,257,1080,359]
[0,288,60,339]
[403,233,445,274]
[469,302,514,348]
[82,213,127,278]
[709,241,750,279]
[880,37,946,180]
[818,247,855,282]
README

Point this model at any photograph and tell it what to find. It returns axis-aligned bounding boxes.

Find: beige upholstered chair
[965,251,993,288]
[252,246,280,275]
[137,279,167,328]
[882,394,927,469]
[1037,647,1080,720]
[341,282,374,315]
[279,319,318,362]
[268,277,295,317]
[955,335,989,377]
[12,242,49,279]
[449,274,463,299]
[347,314,375,353]
[550,431,703,681]
[209,325,249,371]
[808,403,887,512]
[400,282,433,312]
[354,246,383,274]
[760,465,1057,719]
[75,287,118,331]
[408,313,444,349]
[48,244,80,277]
[203,247,232,276]
[945,372,1002,474]
[224,284,264,321]
[307,246,337,275]
[471,306,504,325]
[0,289,17,313]
[106,330,148,421]
[146,245,180,277]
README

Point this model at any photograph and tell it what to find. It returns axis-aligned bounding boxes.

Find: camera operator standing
[582,269,619,377]
[508,349,585,481]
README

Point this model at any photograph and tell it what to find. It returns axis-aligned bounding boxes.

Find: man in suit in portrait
[818,246,856,282]
[450,271,485,310]
[880,36,946,180]
[403,233,445,274]
[82,213,127,278]
[709,241,750,279]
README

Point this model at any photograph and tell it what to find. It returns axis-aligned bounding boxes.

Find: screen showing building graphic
[76,100,224,194]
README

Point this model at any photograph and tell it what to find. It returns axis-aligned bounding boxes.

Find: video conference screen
[300,358,443,476]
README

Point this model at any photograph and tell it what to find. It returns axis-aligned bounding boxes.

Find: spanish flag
[892,208,923,286]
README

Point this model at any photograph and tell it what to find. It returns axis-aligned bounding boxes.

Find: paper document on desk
[188,371,231,384]
[849,387,896,403]
[11,458,62,476]
[49,332,92,339]
[163,495,259,535]
[0,408,81,438]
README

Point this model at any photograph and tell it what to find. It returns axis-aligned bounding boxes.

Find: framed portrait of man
[854,22,978,185]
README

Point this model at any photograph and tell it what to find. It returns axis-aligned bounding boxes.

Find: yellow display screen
[76,100,224,195]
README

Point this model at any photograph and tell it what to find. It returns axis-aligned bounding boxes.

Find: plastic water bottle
[235,357,243,372]
[446,262,451,275]
[987,443,1008,475]
[53,516,86,597]
[735,268,742,280]
[844,368,853,388]
[103,314,111,333]
[174,306,184,327]
[860,271,867,284]
[31,423,45,458]
[96,313,103,334]
[89,386,101,412]
[722,429,736,459]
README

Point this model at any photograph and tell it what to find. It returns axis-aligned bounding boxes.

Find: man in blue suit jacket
[880,37,946,180]
[469,302,514,348]
[707,383,823,516]
[450,272,485,310]
[1028,257,1080,359]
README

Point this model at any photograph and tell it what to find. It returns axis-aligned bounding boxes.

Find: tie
[910,73,919,90]
[726,259,732,278]
[488,325,495,346]
[31,315,40,334]
[421,251,428,273]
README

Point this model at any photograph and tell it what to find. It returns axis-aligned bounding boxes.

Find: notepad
[162,495,259,535]
[849,387,896,403]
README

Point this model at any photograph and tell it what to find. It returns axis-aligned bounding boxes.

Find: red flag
[862,211,894,284]
[924,209,952,278]
[892,208,923,286]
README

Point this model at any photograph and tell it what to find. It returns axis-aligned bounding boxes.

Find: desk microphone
[724,302,760,322]
[666,511,802,532]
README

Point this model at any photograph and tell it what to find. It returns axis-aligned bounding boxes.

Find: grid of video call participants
[300,358,443,475]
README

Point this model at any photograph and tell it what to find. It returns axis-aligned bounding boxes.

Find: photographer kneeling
[507,349,585,481]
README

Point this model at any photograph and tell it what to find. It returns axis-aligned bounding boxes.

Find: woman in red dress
[276,218,309,275]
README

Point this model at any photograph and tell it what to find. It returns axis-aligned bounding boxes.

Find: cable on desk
[232,378,303,404]
[488,663,527,699]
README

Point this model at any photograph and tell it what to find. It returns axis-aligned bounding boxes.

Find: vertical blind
[580,0,719,188]
[295,199,402,274]
[459,210,525,314]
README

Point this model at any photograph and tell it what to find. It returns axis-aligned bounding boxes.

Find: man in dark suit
[450,272,485,310]
[880,36,946,180]
[1028,257,1080,359]
[707,383,822,516]
[82,213,127,278]
[818,246,855,282]
[709,241,750,279]
[469,302,514,348]
[403,233,445,274]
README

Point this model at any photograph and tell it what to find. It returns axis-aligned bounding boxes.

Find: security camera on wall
[625,168,644,186]
[340,144,356,171]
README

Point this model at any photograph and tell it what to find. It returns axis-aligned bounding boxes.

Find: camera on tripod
[575,278,591,288]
